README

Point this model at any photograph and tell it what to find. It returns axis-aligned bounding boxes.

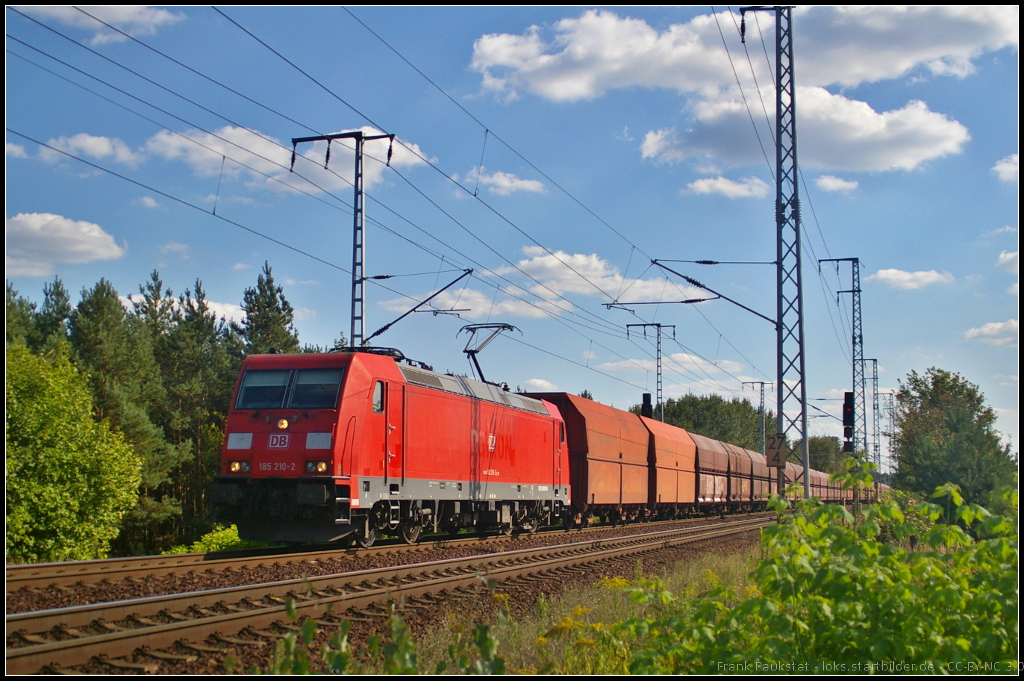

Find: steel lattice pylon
[821,257,865,457]
[291,130,392,348]
[867,358,881,469]
[744,6,810,496]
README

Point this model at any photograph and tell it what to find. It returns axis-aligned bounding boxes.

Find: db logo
[268,434,290,449]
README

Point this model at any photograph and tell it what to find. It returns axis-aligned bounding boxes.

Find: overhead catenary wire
[52,6,760,390]
[721,7,854,365]
[11,6,786,399]
[12,36,655,367]
[8,15,636,346]
[13,127,653,391]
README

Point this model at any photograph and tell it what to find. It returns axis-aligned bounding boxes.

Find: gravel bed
[52,528,762,675]
[7,517,751,615]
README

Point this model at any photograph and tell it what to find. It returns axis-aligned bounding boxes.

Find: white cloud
[6,142,28,158]
[293,308,316,321]
[686,176,768,199]
[145,125,427,194]
[500,245,703,302]
[381,247,708,321]
[380,286,565,320]
[992,153,1019,182]
[815,175,859,193]
[232,263,251,270]
[965,319,1018,347]
[205,301,246,324]
[984,225,1017,238]
[582,350,597,360]
[865,268,955,289]
[6,212,125,276]
[15,6,184,45]
[160,242,190,259]
[460,166,546,195]
[598,352,741,377]
[473,8,1017,99]
[998,250,1018,276]
[644,90,970,172]
[40,133,144,167]
[474,8,1003,172]
[523,378,558,391]
[138,196,161,209]
[1009,283,1019,297]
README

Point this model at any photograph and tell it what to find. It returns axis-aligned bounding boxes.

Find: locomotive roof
[238,351,551,415]
[397,364,550,415]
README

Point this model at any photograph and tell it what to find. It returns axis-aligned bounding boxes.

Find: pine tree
[238,262,300,355]
[5,281,35,346]
[162,281,239,531]
[34,277,72,352]
[69,278,187,554]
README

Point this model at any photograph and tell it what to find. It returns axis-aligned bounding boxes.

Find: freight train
[211,348,873,546]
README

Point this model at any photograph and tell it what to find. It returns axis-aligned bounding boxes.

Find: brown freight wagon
[639,416,697,514]
[525,393,648,524]
[689,433,730,505]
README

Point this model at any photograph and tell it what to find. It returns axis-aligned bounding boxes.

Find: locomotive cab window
[289,369,344,409]
[372,381,385,414]
[235,368,345,410]
[235,370,291,410]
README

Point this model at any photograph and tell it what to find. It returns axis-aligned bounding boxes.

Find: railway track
[6,515,772,674]
[7,513,769,594]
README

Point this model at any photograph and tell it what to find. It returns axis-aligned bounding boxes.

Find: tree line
[6,263,344,561]
[6,263,1014,561]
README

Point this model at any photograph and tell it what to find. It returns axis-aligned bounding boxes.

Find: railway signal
[843,391,855,453]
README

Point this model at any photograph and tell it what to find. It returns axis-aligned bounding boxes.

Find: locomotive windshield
[235,368,344,410]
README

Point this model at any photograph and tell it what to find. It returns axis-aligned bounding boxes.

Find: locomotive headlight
[306,461,329,474]
[241,461,251,472]
[276,418,289,430]
[230,461,240,472]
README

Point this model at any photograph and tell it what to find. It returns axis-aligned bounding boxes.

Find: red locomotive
[212,349,878,545]
[212,349,570,546]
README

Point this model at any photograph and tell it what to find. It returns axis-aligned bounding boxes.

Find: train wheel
[399,521,422,545]
[498,523,513,536]
[356,524,377,548]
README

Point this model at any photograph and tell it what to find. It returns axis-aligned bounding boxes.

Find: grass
[413,542,762,674]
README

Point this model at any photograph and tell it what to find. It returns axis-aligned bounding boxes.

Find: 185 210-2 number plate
[259,461,296,472]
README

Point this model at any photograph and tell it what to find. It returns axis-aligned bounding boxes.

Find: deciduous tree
[894,368,1016,508]
[6,343,141,562]
[658,394,773,452]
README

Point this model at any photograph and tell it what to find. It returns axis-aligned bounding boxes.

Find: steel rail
[8,513,769,591]
[7,517,770,674]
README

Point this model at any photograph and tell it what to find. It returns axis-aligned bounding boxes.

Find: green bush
[6,343,141,563]
[243,462,1018,675]
[617,466,1018,674]
[163,524,268,554]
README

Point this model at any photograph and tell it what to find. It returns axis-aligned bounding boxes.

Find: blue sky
[6,6,1019,461]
